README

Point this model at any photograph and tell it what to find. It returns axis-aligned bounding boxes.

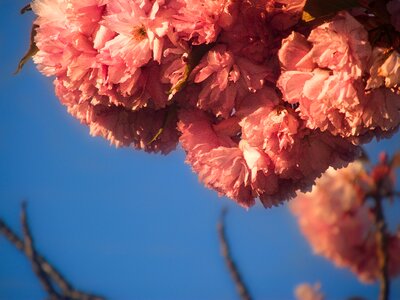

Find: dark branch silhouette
[0,203,106,300]
[21,202,61,299]
[217,208,252,300]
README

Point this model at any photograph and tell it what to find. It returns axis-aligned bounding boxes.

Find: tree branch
[217,208,252,300]
[0,203,105,300]
[21,202,61,299]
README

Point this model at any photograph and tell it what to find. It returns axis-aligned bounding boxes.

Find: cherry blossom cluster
[291,157,400,282]
[30,0,400,208]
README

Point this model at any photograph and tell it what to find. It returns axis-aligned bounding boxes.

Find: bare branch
[0,204,106,300]
[21,202,61,299]
[217,208,252,300]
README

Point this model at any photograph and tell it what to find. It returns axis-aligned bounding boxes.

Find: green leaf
[15,24,38,75]
[302,0,359,22]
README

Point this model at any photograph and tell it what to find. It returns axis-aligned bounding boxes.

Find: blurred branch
[217,208,252,300]
[21,202,61,298]
[0,203,106,300]
[372,195,390,300]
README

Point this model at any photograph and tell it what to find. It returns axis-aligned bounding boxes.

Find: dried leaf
[20,3,32,14]
[15,24,38,74]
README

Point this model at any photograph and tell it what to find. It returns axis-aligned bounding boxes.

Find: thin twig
[0,204,105,300]
[0,219,24,250]
[217,208,252,300]
[372,195,390,300]
[21,202,61,299]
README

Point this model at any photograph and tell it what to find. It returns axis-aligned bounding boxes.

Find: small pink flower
[294,283,324,300]
[178,109,255,207]
[306,11,371,78]
[368,48,400,89]
[278,32,314,71]
[171,0,237,44]
[192,44,270,118]
[102,0,171,71]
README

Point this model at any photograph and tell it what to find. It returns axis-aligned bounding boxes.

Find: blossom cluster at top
[30,0,400,208]
[291,157,400,282]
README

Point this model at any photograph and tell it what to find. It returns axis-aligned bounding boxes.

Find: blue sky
[1,1,399,299]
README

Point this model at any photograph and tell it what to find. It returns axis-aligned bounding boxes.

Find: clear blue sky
[1,1,399,299]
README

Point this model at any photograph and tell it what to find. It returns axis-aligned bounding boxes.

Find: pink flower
[101,0,171,71]
[178,109,255,207]
[171,0,237,44]
[55,77,179,153]
[294,283,324,300]
[368,48,400,89]
[219,0,278,64]
[306,11,371,78]
[277,13,400,141]
[378,50,400,88]
[278,32,315,71]
[32,0,104,77]
[192,44,270,118]
[29,0,400,209]
[291,162,400,282]
[361,88,400,135]
[240,105,359,206]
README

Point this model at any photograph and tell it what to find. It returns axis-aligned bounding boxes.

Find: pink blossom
[378,50,400,88]
[306,11,371,78]
[277,13,400,141]
[219,0,276,64]
[171,0,237,44]
[101,0,171,70]
[54,76,178,153]
[291,162,400,282]
[178,109,255,207]
[29,0,400,208]
[240,105,359,206]
[294,283,324,300]
[192,44,270,118]
[32,0,103,77]
[278,32,315,72]
[368,48,400,89]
